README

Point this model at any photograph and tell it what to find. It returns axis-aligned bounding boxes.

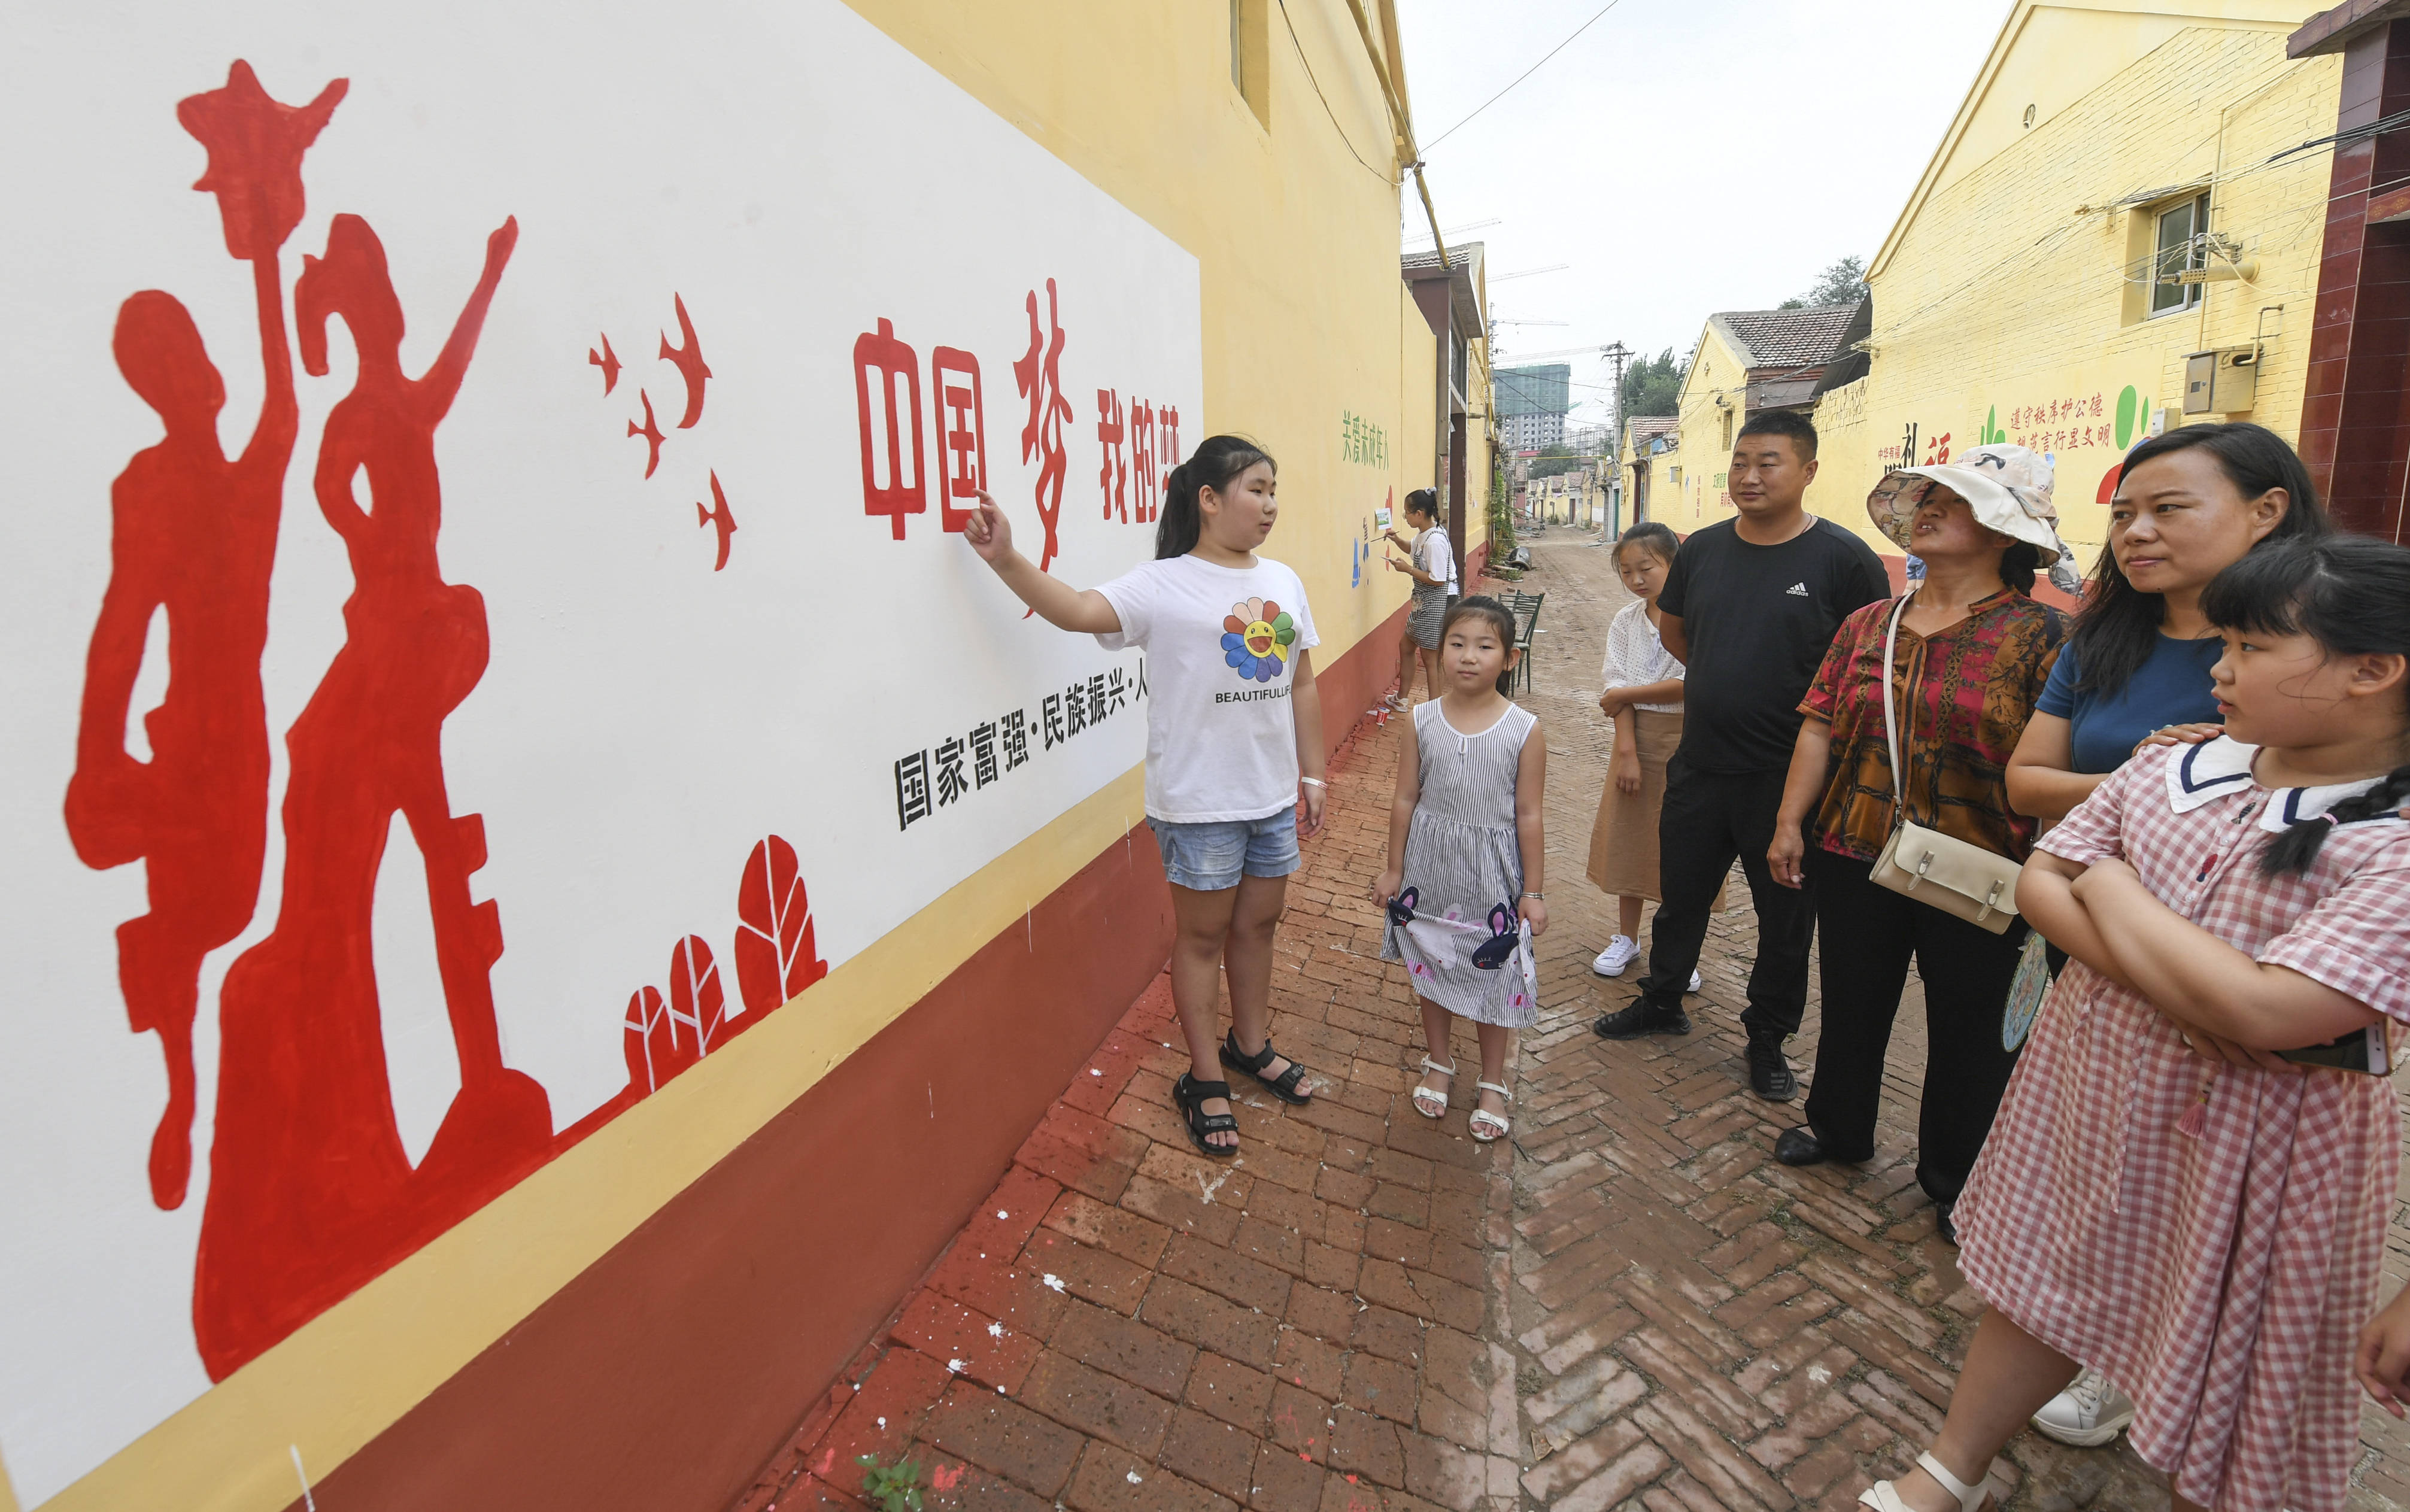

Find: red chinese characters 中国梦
[855,316,927,539]
[1013,278,1072,573]
[932,346,986,533]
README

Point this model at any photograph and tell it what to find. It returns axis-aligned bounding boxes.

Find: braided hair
[2196,536,2410,878]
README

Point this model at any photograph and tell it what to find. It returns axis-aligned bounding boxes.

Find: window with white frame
[2151,194,2209,316]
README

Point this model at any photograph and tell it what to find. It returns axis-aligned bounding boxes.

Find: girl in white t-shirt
[964,435,1326,1159]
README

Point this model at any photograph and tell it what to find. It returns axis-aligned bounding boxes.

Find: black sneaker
[1593,1001,1691,1039]
[1746,1037,1797,1101]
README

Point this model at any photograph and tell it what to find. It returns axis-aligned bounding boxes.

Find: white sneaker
[1592,936,1640,977]
[2030,1367,2134,1447]
[1687,969,1702,993]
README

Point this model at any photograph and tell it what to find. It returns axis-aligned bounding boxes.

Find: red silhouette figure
[1013,280,1072,573]
[198,211,552,1380]
[589,332,621,394]
[65,62,344,1211]
[628,388,666,476]
[697,469,736,570]
[658,293,710,429]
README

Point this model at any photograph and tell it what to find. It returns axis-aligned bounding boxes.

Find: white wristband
[1299,777,1326,788]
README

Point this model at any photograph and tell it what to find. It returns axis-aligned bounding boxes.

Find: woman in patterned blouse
[1764,445,2075,1241]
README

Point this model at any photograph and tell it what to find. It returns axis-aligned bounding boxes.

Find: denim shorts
[1148,808,1300,891]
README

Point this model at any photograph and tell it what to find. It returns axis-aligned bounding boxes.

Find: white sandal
[1410,1057,1455,1119]
[1858,1452,2009,1512]
[1469,1081,1512,1142]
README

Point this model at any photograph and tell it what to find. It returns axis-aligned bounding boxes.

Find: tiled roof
[1710,303,1857,371]
[1626,417,1677,439]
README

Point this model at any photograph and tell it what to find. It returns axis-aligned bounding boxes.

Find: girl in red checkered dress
[1860,535,2410,1512]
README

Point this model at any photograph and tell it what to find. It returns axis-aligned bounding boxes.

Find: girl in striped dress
[1372,597,1547,1143]
[1858,535,2410,1512]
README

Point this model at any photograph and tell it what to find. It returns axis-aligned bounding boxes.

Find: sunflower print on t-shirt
[1222,597,1298,683]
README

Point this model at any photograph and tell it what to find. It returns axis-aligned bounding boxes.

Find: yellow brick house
[1668,305,1859,529]
[1809,0,2342,564]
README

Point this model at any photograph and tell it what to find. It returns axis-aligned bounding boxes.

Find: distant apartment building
[1495,362,1570,451]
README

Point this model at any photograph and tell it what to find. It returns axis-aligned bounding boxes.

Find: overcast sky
[1391,0,2010,427]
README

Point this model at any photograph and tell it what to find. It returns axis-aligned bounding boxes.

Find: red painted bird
[627,388,665,478]
[659,293,711,429]
[588,332,621,394]
[696,469,736,570]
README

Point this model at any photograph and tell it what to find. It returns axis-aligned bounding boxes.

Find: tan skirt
[1585,708,1727,907]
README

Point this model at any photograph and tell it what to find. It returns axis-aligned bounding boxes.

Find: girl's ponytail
[1155,434,1276,560]
[1157,460,1200,558]
[2260,763,2410,878]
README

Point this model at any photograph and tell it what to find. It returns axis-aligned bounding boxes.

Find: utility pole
[1601,340,1632,539]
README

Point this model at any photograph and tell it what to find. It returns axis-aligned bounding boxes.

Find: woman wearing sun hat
[1764,444,2074,1240]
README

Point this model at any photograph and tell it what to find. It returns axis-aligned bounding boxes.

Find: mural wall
[0,3,1199,1502]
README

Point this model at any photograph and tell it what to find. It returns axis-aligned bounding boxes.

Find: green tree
[1528,443,1585,479]
[1619,348,1685,418]
[1778,254,1866,309]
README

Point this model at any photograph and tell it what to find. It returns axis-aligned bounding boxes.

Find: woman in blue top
[2000,420,2330,1453]
[2007,423,2331,825]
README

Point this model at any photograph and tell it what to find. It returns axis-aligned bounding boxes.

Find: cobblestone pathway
[734,533,2410,1511]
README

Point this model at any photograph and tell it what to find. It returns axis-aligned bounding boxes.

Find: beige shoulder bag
[1869,593,2023,933]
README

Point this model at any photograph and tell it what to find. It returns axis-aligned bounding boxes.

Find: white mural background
[0,0,1199,1499]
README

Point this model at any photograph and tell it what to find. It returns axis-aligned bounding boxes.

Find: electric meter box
[2184,347,2259,415]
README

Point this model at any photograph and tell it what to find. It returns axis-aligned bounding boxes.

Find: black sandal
[1220,1031,1316,1106]
[1172,1073,1240,1158]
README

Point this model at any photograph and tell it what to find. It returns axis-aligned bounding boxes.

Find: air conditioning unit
[2183,347,2257,415]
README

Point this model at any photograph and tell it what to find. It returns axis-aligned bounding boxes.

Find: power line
[1423,0,1628,154]
[1274,0,1397,184]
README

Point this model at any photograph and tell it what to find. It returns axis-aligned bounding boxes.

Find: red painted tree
[734,835,828,1016]
[666,936,726,1058]
[623,985,675,1092]
[64,61,344,1211]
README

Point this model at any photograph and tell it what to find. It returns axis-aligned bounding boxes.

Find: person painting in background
[2001,420,2332,1447]
[1766,447,2071,1245]
[1383,488,1456,710]
[963,434,1325,1160]
[1586,521,1711,989]
[1593,410,1891,1105]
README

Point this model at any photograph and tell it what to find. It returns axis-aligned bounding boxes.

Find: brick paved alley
[736,533,2410,1511]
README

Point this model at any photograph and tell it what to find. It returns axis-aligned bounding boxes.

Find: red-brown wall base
[1311,600,1411,742]
[291,620,1400,1512]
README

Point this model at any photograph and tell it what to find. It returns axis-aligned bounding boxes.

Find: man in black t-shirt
[1593,411,1890,1102]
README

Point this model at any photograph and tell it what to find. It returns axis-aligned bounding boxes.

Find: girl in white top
[1586,522,1709,985]
[964,435,1325,1160]
[1381,489,1457,710]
